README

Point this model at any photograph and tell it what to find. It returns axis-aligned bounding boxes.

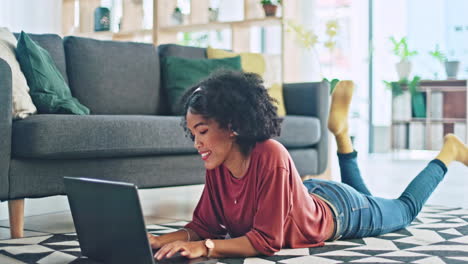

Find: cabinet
[391,80,468,151]
[61,0,301,82]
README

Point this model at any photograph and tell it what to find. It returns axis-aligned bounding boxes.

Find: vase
[396,60,411,80]
[171,11,183,25]
[262,4,278,17]
[94,7,111,32]
[445,61,460,79]
[208,8,219,22]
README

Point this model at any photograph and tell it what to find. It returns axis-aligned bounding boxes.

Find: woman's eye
[200,130,208,135]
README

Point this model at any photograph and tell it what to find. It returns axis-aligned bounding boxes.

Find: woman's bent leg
[307,160,447,240]
[327,81,372,195]
[397,160,447,222]
[338,151,372,195]
[346,160,446,238]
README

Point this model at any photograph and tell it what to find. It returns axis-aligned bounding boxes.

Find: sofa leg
[8,199,25,238]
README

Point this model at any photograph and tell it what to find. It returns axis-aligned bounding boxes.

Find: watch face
[205,239,215,249]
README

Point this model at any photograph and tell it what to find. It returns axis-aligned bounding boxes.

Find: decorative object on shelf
[445,60,460,79]
[429,45,460,79]
[208,7,219,22]
[384,76,425,118]
[171,7,183,25]
[390,36,418,80]
[94,7,111,32]
[445,49,460,79]
[260,0,281,17]
[428,44,446,80]
[286,19,341,93]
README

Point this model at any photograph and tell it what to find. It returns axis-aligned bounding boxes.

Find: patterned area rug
[1,205,468,264]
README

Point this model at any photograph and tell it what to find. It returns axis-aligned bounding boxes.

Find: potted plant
[445,50,460,79]
[429,45,460,79]
[428,44,446,79]
[384,76,426,118]
[390,36,418,80]
[171,7,183,25]
[208,7,219,22]
[286,19,341,93]
[260,0,281,17]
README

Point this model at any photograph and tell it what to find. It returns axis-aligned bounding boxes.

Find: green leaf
[323,78,340,94]
[330,79,340,94]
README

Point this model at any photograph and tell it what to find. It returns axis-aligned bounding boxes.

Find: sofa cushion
[206,46,266,77]
[275,115,321,147]
[64,36,160,115]
[0,28,37,119]
[11,115,320,159]
[157,44,207,115]
[16,32,90,115]
[12,115,195,159]
[14,33,69,84]
[161,55,242,114]
[158,44,206,59]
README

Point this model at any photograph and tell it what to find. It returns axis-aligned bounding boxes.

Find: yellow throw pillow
[206,46,266,77]
[267,83,286,117]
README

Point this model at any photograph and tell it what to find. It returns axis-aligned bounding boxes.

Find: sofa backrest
[14,33,69,85]
[64,36,160,115]
[157,44,206,115]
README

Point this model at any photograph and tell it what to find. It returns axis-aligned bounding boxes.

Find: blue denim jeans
[303,151,447,240]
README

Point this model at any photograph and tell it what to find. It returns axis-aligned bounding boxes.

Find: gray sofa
[0,34,329,238]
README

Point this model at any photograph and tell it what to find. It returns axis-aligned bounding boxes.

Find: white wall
[371,0,407,127]
[408,0,445,80]
[0,0,62,34]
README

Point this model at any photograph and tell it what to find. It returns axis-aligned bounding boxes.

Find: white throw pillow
[0,27,37,119]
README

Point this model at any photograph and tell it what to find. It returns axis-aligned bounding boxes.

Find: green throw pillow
[15,31,90,115]
[161,55,242,114]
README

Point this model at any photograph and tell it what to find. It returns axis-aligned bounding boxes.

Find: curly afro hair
[180,70,282,156]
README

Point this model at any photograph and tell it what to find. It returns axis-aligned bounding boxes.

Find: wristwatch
[204,239,215,258]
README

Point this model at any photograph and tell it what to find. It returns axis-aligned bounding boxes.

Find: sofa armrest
[283,81,330,174]
[0,58,12,200]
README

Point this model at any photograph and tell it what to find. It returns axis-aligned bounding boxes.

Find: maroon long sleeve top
[185,139,333,256]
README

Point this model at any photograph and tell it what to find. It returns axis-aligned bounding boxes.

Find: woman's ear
[228,124,238,137]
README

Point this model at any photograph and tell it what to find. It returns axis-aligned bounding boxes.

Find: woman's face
[186,110,236,170]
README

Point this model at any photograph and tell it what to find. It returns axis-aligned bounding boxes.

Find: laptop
[64,177,218,264]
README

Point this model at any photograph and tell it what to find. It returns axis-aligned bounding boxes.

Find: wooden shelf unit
[391,79,468,151]
[62,0,301,82]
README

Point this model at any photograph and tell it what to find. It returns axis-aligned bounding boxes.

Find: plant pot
[262,4,278,17]
[445,61,460,79]
[396,60,412,80]
[171,12,183,25]
[208,8,219,22]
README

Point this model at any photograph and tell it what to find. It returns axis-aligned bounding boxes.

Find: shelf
[419,86,467,92]
[419,80,467,87]
[400,80,467,92]
[392,79,468,152]
[158,17,283,33]
[73,29,152,39]
[393,118,467,124]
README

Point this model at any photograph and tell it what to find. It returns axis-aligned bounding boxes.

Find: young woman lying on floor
[147,70,468,260]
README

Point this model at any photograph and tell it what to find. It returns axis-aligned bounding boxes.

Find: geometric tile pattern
[1,205,468,263]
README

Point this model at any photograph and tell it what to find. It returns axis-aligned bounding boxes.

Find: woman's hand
[147,233,163,249]
[154,240,207,260]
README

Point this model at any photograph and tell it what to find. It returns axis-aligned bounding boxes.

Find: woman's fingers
[166,245,186,258]
[154,244,171,259]
[155,242,184,260]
